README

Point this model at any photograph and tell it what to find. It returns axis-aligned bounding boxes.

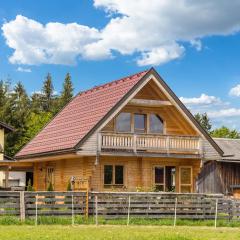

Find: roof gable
[16,68,223,159]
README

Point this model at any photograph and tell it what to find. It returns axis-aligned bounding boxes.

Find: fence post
[35,194,38,226]
[95,195,98,225]
[71,194,74,226]
[173,197,177,227]
[19,191,25,221]
[127,195,131,226]
[214,198,218,228]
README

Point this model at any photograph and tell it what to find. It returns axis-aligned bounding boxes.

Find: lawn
[0,225,239,240]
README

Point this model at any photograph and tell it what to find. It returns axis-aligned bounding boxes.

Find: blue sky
[1,0,240,130]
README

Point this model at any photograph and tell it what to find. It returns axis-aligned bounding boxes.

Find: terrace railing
[100,133,202,155]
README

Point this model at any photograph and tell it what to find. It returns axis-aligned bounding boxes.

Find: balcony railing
[100,133,202,155]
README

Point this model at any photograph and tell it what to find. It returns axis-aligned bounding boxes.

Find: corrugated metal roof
[213,138,240,161]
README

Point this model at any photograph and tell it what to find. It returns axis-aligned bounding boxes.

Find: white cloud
[2,15,100,65]
[2,1,240,66]
[180,93,221,105]
[16,66,31,72]
[229,84,240,97]
[208,108,240,118]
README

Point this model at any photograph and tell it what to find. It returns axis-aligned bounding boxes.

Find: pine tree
[194,113,212,133]
[42,73,54,112]
[4,82,30,156]
[60,73,73,108]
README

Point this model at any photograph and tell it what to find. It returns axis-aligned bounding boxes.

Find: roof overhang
[0,121,14,133]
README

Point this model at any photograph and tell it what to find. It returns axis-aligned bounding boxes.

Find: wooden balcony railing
[100,133,202,155]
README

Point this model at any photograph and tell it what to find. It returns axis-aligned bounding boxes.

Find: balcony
[100,133,202,156]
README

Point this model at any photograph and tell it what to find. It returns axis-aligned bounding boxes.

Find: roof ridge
[79,69,149,96]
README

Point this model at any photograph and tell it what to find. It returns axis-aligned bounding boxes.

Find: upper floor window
[116,112,131,132]
[149,114,164,133]
[134,114,146,133]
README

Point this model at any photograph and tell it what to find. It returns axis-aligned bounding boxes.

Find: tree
[211,126,240,139]
[194,113,212,133]
[60,73,73,108]
[4,82,30,156]
[42,73,54,112]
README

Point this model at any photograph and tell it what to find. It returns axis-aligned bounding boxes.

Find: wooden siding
[197,161,240,194]
[33,156,201,193]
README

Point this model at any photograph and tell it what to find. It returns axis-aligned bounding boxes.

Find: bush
[26,179,34,191]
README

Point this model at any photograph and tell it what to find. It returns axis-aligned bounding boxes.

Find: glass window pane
[155,167,164,184]
[115,165,124,185]
[149,114,163,133]
[116,112,131,132]
[134,114,146,133]
[180,167,191,185]
[104,165,113,185]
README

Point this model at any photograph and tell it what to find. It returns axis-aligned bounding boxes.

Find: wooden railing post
[133,134,137,153]
[166,136,170,155]
[20,191,25,221]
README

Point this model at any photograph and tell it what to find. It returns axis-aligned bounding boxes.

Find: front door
[153,166,176,192]
[179,166,192,193]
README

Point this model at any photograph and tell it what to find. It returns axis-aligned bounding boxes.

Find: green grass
[0,225,239,240]
[1,216,240,228]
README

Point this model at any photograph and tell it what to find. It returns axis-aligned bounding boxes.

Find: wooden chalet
[14,68,224,193]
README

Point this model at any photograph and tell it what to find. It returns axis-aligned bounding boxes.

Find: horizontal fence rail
[100,133,201,154]
[2,191,240,222]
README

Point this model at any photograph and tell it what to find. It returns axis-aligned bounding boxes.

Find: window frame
[115,112,132,133]
[153,165,166,191]
[149,113,164,134]
[134,113,147,133]
[103,164,125,187]
[179,166,192,193]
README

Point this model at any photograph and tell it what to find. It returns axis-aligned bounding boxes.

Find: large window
[116,112,131,132]
[149,114,164,133]
[104,165,124,186]
[134,114,146,133]
[179,167,192,193]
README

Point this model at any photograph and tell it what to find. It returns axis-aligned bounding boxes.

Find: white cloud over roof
[2,0,240,66]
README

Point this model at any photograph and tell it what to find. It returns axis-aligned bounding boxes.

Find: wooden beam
[129,99,172,107]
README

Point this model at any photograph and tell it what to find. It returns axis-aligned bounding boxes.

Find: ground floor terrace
[31,155,201,193]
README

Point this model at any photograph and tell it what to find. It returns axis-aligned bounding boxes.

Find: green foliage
[0,72,74,157]
[66,180,72,191]
[47,182,54,191]
[211,126,240,139]
[194,113,212,133]
[26,179,34,191]
[60,73,74,108]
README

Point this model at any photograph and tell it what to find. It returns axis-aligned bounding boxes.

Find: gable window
[116,112,131,132]
[104,165,124,186]
[149,114,164,133]
[134,114,146,133]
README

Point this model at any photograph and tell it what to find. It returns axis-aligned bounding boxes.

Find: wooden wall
[197,161,240,194]
[33,156,201,193]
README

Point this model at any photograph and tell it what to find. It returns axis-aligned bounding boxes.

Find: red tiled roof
[16,70,149,158]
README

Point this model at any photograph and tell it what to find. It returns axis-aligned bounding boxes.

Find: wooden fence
[1,191,240,222]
